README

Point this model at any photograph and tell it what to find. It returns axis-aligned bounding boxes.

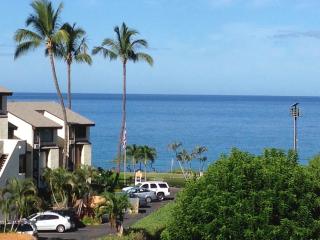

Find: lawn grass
[119,172,186,188]
[129,202,175,239]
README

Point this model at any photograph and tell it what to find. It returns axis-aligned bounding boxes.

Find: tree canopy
[165,148,320,240]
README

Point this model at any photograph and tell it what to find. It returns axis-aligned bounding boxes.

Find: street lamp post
[290,103,300,151]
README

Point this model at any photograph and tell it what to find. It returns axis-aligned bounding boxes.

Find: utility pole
[290,103,300,151]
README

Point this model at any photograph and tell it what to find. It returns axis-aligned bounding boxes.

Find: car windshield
[135,183,142,187]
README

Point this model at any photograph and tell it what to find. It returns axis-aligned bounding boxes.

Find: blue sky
[1,0,320,95]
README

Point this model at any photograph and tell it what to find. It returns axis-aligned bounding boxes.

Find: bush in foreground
[165,148,320,240]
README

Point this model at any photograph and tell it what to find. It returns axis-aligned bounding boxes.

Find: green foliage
[131,202,175,239]
[82,215,101,225]
[91,167,119,193]
[0,178,40,231]
[99,231,146,240]
[95,192,130,230]
[165,148,320,240]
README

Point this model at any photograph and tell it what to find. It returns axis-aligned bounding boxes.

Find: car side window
[141,184,148,188]
[150,184,157,188]
[44,215,59,220]
[36,215,45,221]
[159,184,168,188]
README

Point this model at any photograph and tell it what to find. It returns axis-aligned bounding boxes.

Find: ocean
[10,93,320,171]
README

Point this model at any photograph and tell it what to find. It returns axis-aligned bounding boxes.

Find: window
[19,154,26,174]
[75,126,87,139]
[141,184,149,188]
[44,215,59,220]
[0,97,3,114]
[159,184,168,188]
[150,184,157,189]
[34,129,54,143]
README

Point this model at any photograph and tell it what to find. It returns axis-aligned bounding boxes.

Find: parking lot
[38,188,179,240]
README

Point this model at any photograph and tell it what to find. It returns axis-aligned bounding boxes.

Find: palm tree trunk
[117,61,127,173]
[67,62,72,109]
[144,158,147,181]
[49,51,69,168]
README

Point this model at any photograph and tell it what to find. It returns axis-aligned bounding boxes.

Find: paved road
[38,188,179,240]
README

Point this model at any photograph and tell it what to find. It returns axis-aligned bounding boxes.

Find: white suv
[123,181,170,201]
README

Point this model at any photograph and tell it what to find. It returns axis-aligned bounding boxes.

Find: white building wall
[0,117,8,139]
[43,111,65,138]
[0,139,26,188]
[81,144,92,166]
[8,113,34,147]
[47,148,60,169]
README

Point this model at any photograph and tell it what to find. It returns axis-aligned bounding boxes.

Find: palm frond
[14,40,41,59]
[75,53,92,65]
[52,28,69,45]
[14,29,42,43]
[53,2,64,30]
[92,46,118,60]
[135,52,153,66]
[131,39,148,49]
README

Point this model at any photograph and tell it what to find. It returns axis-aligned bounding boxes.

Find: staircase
[0,154,8,172]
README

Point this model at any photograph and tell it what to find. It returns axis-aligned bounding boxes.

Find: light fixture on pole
[290,103,300,151]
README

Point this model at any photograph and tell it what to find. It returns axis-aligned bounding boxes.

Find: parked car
[125,187,157,203]
[123,181,170,201]
[51,208,82,229]
[27,211,72,233]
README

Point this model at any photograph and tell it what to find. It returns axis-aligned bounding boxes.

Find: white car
[27,211,72,233]
[123,181,170,201]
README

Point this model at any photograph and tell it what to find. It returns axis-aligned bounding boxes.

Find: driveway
[38,188,179,240]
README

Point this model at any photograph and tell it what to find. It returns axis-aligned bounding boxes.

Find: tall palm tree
[14,0,69,167]
[92,22,153,173]
[139,145,157,181]
[58,23,92,109]
[168,141,183,173]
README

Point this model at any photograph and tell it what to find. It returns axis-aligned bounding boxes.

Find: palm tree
[139,145,157,181]
[95,192,130,235]
[1,178,39,222]
[14,0,69,167]
[192,145,208,175]
[126,144,141,172]
[168,141,183,173]
[92,22,153,173]
[43,168,75,208]
[176,149,192,179]
[58,23,92,109]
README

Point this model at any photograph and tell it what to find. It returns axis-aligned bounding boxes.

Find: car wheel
[157,192,164,201]
[146,197,152,203]
[56,224,65,233]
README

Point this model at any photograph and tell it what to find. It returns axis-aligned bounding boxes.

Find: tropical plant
[168,141,183,173]
[176,149,193,179]
[139,145,157,181]
[43,167,75,208]
[91,167,119,194]
[92,22,153,173]
[191,145,208,174]
[126,144,141,172]
[165,148,320,240]
[1,178,39,227]
[95,192,130,234]
[57,22,92,109]
[14,0,69,167]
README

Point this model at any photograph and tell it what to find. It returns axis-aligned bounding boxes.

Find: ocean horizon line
[12,92,320,99]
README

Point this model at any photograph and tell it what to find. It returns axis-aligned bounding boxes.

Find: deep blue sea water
[10,93,320,171]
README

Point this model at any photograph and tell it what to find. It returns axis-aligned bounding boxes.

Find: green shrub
[82,215,101,225]
[131,202,175,239]
[165,148,320,240]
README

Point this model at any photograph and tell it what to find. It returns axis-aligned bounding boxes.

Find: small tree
[95,192,130,235]
[191,145,208,175]
[168,141,183,173]
[166,148,320,240]
[138,145,157,181]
